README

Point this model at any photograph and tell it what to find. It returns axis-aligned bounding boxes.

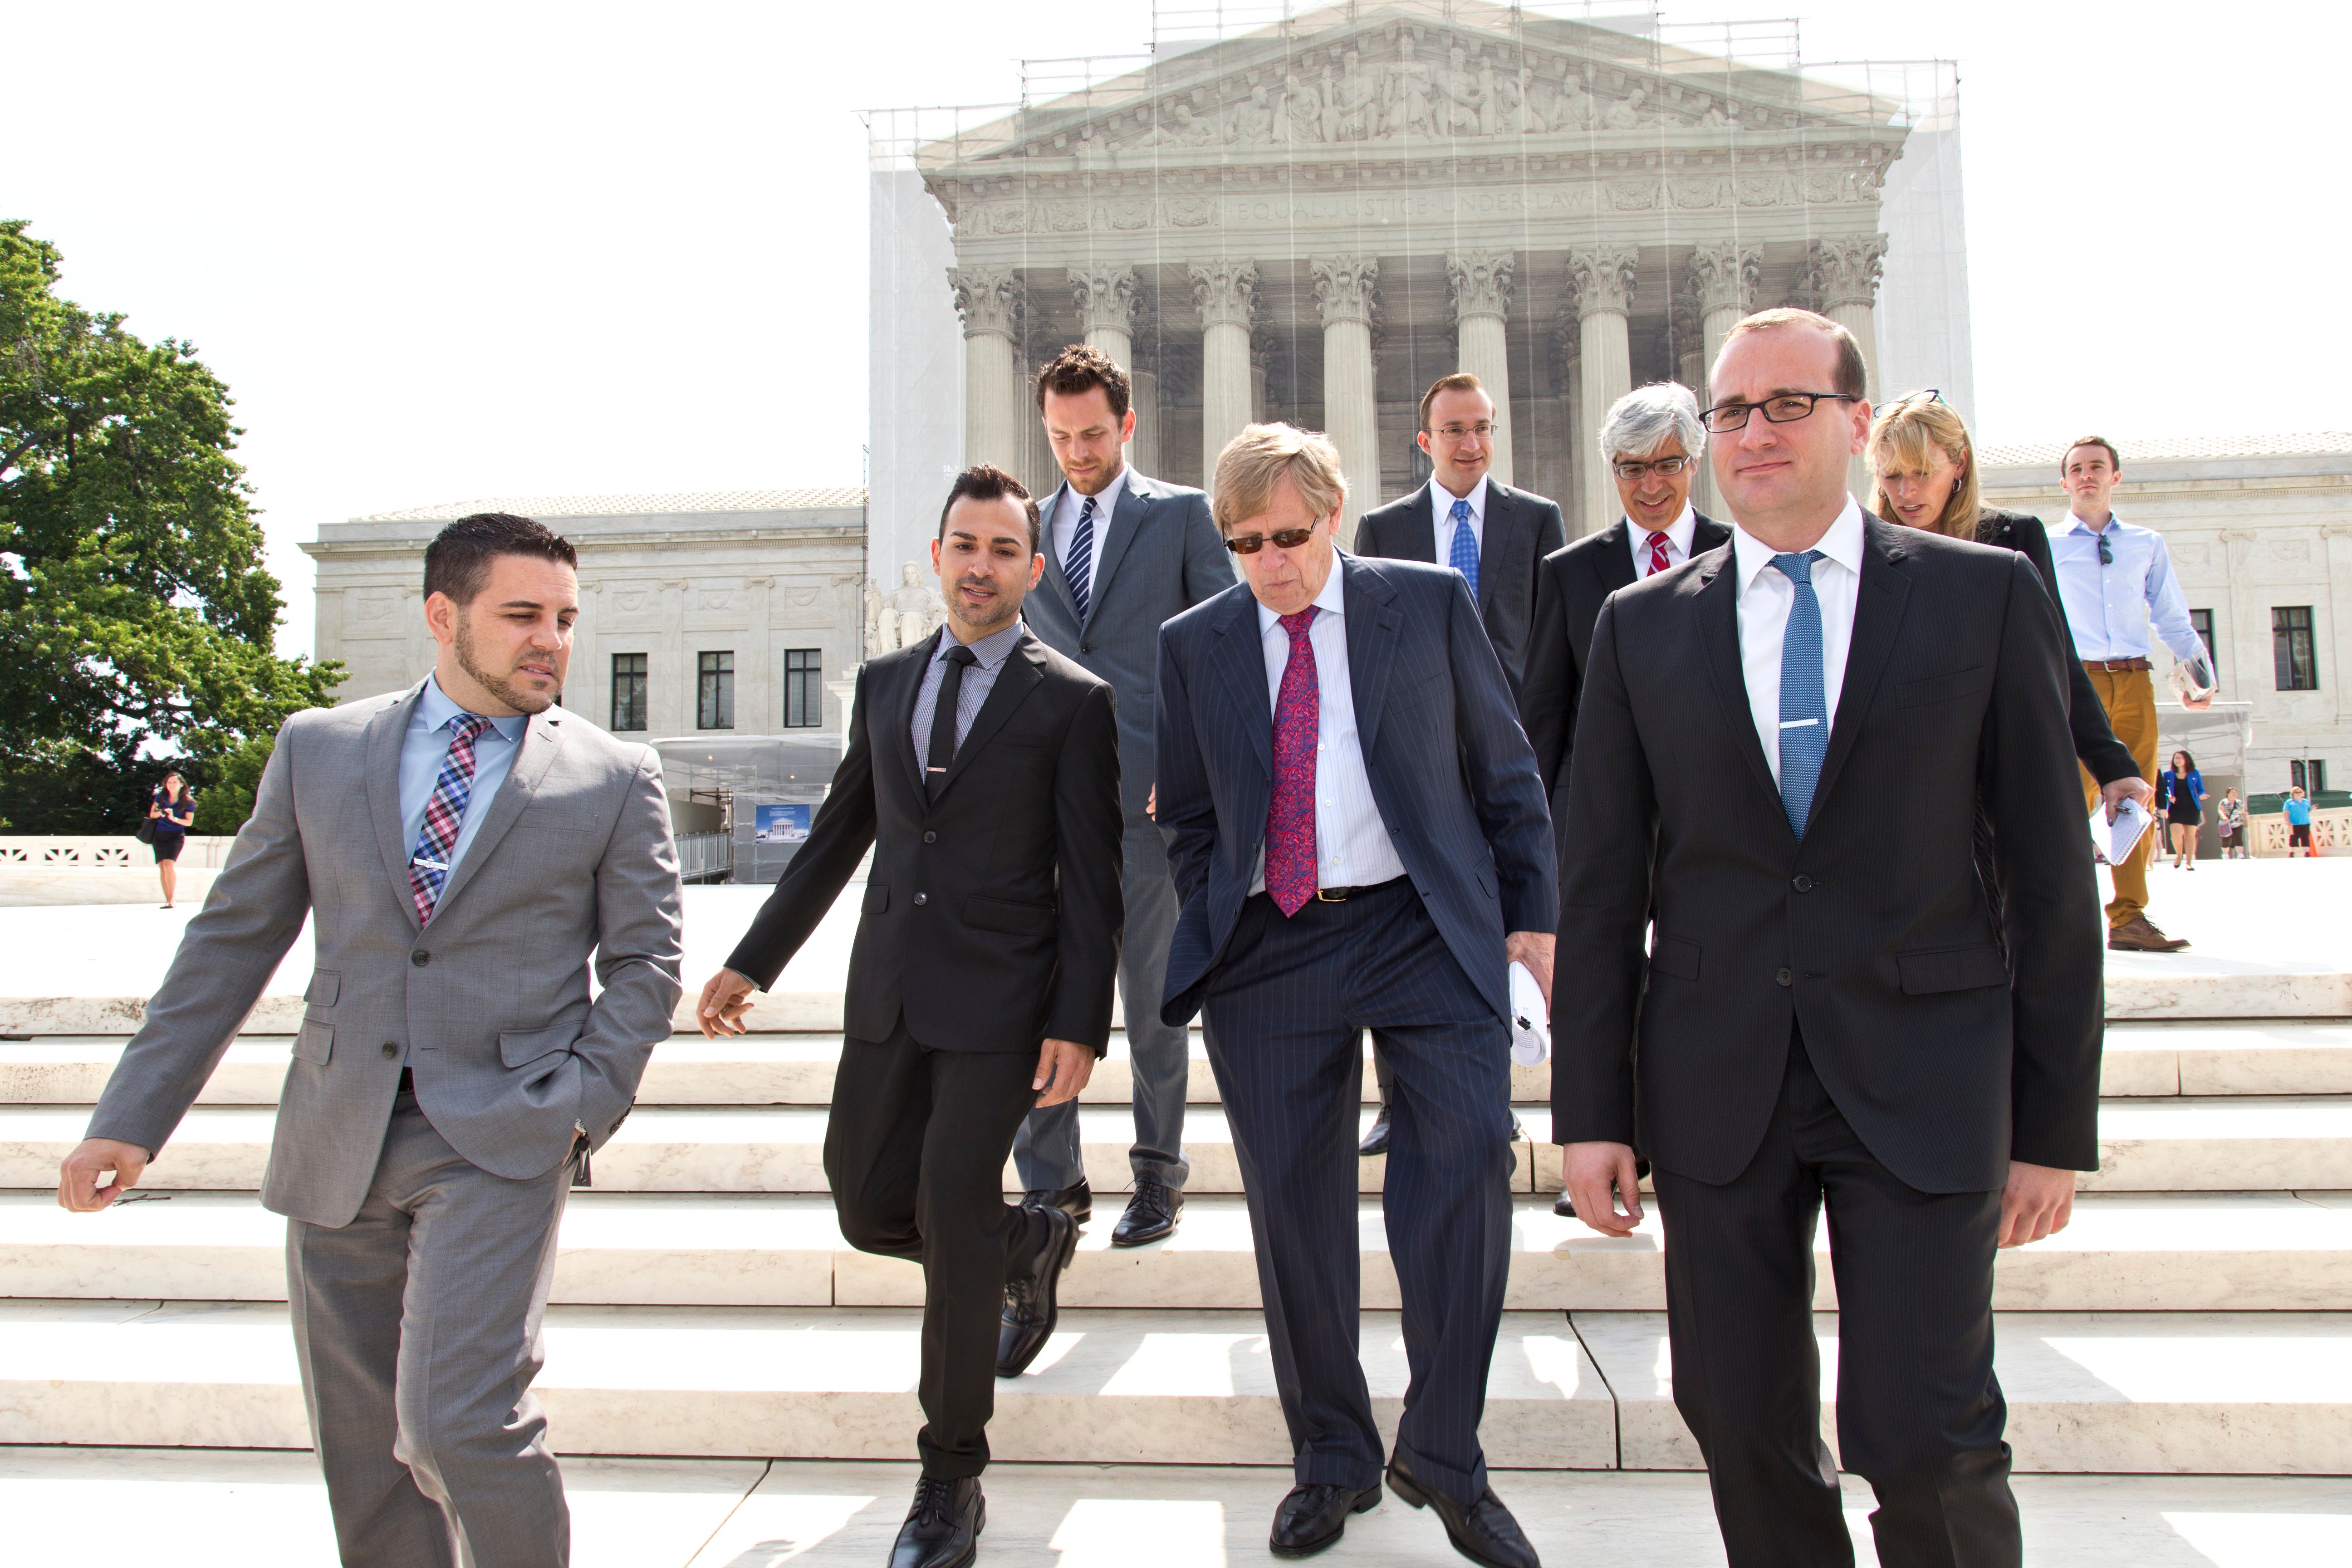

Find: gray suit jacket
[1352,479,1568,695]
[86,683,685,1228]
[1024,468,1234,818]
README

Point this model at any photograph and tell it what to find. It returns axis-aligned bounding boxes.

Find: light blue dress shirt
[398,675,528,879]
[2045,513,2210,675]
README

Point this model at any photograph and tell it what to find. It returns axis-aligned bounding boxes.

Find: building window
[2189,609,2217,682]
[2291,759,2330,795]
[697,651,735,729]
[2273,607,2318,691]
[610,653,647,732]
[783,648,823,728]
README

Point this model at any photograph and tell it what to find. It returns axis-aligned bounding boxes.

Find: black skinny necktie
[926,643,978,800]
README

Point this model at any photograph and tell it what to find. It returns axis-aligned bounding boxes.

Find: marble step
[0,1299,1615,1467]
[1574,1309,2352,1475]
[6,1189,2347,1314]
[9,1098,2352,1196]
[10,1019,2348,1108]
[3,1295,2343,1473]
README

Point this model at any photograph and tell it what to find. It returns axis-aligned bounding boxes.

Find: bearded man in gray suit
[57,513,685,1568]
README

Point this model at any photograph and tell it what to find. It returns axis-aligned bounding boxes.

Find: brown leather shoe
[2109,917,2190,952]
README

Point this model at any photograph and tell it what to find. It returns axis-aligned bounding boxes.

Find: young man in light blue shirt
[2046,436,2217,951]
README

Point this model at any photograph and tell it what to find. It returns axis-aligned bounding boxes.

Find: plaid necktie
[1265,608,1320,916]
[409,714,494,925]
[1446,498,1479,598]
[1064,495,1097,622]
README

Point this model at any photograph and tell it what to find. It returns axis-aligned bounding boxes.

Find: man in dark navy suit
[1156,422,1555,1567]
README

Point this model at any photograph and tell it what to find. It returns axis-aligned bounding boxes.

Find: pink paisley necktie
[1265,607,1319,916]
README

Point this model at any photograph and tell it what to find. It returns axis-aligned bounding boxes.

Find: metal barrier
[677,831,734,884]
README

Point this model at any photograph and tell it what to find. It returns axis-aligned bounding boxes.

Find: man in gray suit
[56,513,684,1568]
[1016,343,1234,1247]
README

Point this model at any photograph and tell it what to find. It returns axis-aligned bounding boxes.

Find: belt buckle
[1315,887,1347,902]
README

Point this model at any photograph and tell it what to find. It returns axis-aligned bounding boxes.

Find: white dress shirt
[1431,475,1488,568]
[1626,503,1700,579]
[1050,465,1130,608]
[1250,559,1409,894]
[2043,510,2210,672]
[1729,498,1867,786]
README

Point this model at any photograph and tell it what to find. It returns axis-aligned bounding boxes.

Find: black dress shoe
[1509,1110,1525,1140]
[1269,1481,1382,1558]
[1020,1181,1092,1225]
[1357,1104,1392,1157]
[1111,1176,1182,1247]
[1386,1453,1539,1568]
[996,1205,1079,1377]
[889,1475,984,1568]
[1552,1191,1574,1220]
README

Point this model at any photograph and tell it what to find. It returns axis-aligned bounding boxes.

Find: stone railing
[2248,810,2351,858]
[0,836,240,869]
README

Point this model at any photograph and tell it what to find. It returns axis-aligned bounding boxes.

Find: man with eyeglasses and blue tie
[2046,436,2216,952]
[1554,308,2103,1568]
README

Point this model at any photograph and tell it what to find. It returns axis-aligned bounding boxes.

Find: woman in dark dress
[2158,750,2205,870]
[147,771,196,908]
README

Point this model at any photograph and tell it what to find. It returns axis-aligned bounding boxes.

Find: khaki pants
[2080,666,2159,929]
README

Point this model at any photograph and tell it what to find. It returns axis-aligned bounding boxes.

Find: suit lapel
[1811,519,1912,815]
[1691,510,1734,557]
[366,686,427,932]
[886,636,933,796]
[936,631,1048,797]
[1342,557,1403,759]
[1592,518,1637,596]
[1693,555,1783,813]
[1210,589,1275,778]
[1034,483,1084,626]
[1083,474,1150,626]
[1396,483,1438,562]
[430,707,565,921]
[1475,485,1510,612]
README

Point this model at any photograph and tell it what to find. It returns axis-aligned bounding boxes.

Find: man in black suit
[1157,423,1555,1567]
[1015,343,1235,1248]
[696,466,1124,1568]
[1351,372,1565,1157]
[1520,382,1732,806]
[1554,309,2103,1568]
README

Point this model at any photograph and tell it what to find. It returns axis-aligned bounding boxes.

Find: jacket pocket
[499,1023,583,1068]
[1896,945,2009,995]
[964,896,1057,937]
[304,970,339,1006]
[1895,666,1991,708]
[293,1019,333,1064]
[1649,935,1701,983]
[862,883,890,915]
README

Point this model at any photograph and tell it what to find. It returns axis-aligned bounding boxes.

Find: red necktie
[1265,608,1319,917]
[1646,530,1672,577]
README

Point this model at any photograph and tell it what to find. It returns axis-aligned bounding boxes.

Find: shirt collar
[933,617,1024,671]
[1256,555,1350,636]
[1729,495,1867,594]
[417,674,526,743]
[2056,508,2127,537]
[1433,474,1488,525]
[1064,466,1127,521]
[1630,502,1699,554]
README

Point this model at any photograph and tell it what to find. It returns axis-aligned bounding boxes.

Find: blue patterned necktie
[1771,551,1829,837]
[1447,497,1479,598]
[1064,494,1097,622]
[409,714,493,924]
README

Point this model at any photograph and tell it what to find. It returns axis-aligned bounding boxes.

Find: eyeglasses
[1612,455,1694,482]
[1700,392,1859,434]
[1223,526,1318,555]
[1427,422,1496,443]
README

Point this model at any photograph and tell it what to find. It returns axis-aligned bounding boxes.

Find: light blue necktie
[1447,497,1479,598]
[1064,494,1096,622]
[1771,551,1829,837]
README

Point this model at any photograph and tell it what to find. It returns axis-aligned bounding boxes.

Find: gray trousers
[1014,818,1191,1193]
[287,1088,575,1568]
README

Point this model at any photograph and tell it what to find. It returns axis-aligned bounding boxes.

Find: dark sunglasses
[1224,526,1318,555]
[2097,534,2113,566]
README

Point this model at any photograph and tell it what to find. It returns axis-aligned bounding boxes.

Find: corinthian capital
[1802,234,1888,313]
[1189,259,1260,332]
[948,267,1023,341]
[1566,245,1641,318]
[1310,255,1380,328]
[1686,242,1763,316]
[1446,252,1516,322]
[1067,265,1140,338]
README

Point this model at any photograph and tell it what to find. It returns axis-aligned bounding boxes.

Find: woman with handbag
[2157,751,2205,870]
[146,772,196,907]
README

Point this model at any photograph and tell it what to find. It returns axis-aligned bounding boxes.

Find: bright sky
[5,1,2342,659]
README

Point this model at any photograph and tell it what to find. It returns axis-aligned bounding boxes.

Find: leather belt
[2083,657,2152,672]
[1315,877,1406,903]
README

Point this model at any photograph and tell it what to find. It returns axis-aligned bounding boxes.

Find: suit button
[923,831,937,844]
[913,892,928,906]
[1792,875,1813,892]
[1776,968,1793,987]
[411,950,429,967]
[1081,643,1093,653]
[381,1042,398,1058]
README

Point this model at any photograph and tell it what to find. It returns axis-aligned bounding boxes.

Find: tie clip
[1779,717,1820,729]
[411,857,450,872]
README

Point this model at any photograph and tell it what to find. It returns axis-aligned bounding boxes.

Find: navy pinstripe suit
[1155,554,1555,1503]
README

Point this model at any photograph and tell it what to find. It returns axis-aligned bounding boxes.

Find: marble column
[1568,245,1640,538]
[1190,259,1259,488]
[1311,256,1381,542]
[1446,252,1516,488]
[1687,243,1761,515]
[1803,233,1889,497]
[949,267,1023,477]
[1129,358,1161,480]
[1250,338,1274,426]
[1070,264,1142,477]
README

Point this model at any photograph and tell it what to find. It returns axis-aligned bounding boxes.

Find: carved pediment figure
[1382,42,1436,139]
[1225,84,1277,145]
[1328,50,1376,141]
[1528,63,1591,133]
[1602,84,1649,130]
[1150,100,1216,148]
[1277,70,1325,143]
[1435,45,1486,137]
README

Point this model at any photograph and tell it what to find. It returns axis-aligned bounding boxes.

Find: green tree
[0,220,339,832]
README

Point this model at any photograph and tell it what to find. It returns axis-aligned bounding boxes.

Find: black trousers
[824,1020,1049,1480]
[1653,1029,2019,1568]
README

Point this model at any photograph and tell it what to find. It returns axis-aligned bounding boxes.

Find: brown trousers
[2079,666,2159,928]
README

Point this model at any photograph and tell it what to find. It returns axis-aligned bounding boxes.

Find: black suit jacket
[1974,508,2139,786]
[726,627,1126,1055]
[1352,479,1567,692]
[1553,517,2104,1193]
[1155,555,1556,1029]
[1519,510,1732,805]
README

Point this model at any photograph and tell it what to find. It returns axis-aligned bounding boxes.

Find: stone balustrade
[0,836,238,869]
[2249,809,2351,857]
